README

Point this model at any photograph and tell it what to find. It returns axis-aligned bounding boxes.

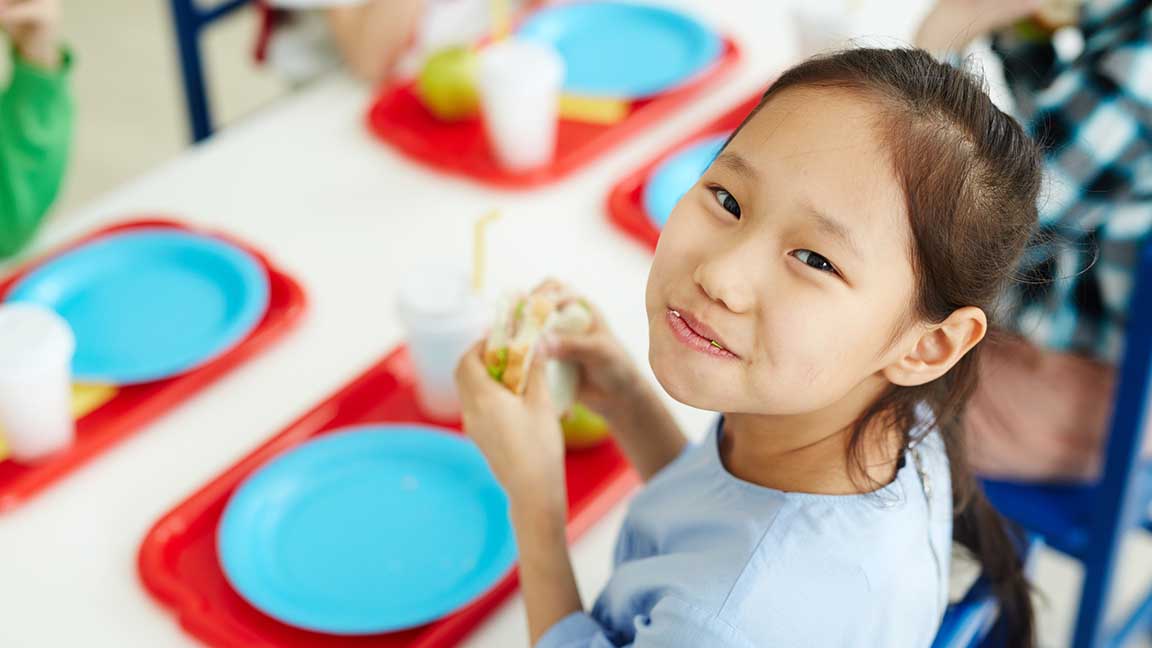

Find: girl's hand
[0,0,61,70]
[455,340,568,516]
[536,284,644,422]
[915,0,1041,52]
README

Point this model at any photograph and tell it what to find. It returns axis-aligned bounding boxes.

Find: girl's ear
[883,306,987,387]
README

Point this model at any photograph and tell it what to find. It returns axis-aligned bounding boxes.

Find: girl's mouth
[666,309,739,359]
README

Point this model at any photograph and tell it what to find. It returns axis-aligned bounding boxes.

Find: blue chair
[168,0,254,142]
[931,535,1041,648]
[934,576,1000,648]
[981,242,1152,647]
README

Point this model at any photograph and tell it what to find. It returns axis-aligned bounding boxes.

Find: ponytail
[952,464,1034,645]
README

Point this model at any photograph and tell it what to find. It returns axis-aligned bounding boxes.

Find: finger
[523,354,554,409]
[455,340,493,392]
[0,2,45,24]
[534,278,566,294]
[542,330,614,362]
[532,280,600,318]
[563,294,606,329]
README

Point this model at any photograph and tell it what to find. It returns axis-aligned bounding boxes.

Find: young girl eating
[455,47,1041,647]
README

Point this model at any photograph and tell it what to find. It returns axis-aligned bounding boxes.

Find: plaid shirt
[992,0,1152,363]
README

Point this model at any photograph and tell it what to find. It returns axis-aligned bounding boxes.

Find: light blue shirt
[538,418,952,647]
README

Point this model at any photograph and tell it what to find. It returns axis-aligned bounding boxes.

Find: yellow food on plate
[558,94,630,125]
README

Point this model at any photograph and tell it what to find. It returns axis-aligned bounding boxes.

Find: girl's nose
[692,241,760,314]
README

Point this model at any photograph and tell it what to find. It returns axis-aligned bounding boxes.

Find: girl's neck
[721,387,905,495]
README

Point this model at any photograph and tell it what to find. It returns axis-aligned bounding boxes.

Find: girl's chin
[649,345,736,411]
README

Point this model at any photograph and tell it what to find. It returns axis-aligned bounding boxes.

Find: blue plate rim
[516,1,724,98]
[643,132,731,229]
[3,227,271,385]
[216,424,517,635]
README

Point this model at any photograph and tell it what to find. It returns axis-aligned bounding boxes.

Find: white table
[0,2,930,645]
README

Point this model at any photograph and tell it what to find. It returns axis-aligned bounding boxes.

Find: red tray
[0,219,307,513]
[139,346,640,648]
[366,39,741,189]
[606,93,763,251]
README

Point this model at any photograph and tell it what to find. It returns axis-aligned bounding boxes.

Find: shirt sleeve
[0,47,73,259]
[536,598,756,648]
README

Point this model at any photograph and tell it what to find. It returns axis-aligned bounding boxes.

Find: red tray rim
[0,218,308,512]
[138,346,640,648]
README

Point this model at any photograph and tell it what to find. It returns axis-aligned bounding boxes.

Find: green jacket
[0,48,73,259]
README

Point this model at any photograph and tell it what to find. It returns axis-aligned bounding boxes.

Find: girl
[455,48,1041,647]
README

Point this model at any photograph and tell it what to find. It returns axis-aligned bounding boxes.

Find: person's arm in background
[915,0,1042,55]
[0,0,72,259]
[325,0,424,84]
[915,0,1054,133]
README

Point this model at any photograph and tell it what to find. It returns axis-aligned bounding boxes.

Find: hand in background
[915,0,1041,52]
[0,0,62,70]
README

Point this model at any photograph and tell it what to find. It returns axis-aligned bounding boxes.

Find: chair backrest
[168,0,254,142]
[1093,241,1152,543]
[1065,241,1152,647]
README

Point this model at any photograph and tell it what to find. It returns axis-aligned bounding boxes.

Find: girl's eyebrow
[716,151,863,259]
[802,202,862,259]
[713,152,758,180]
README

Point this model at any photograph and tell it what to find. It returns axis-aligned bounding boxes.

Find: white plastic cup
[0,303,77,463]
[477,39,565,172]
[396,265,489,421]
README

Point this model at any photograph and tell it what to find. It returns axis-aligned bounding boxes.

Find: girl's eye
[710,187,741,218]
[792,249,839,275]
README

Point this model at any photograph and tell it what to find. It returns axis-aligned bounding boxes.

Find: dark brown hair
[731,48,1041,645]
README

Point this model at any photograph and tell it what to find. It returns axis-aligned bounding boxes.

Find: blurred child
[0,0,71,259]
[255,0,526,84]
[256,0,424,84]
[917,0,1152,480]
[456,49,1041,646]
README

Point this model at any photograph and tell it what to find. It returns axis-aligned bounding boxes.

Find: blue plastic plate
[217,425,517,635]
[5,228,269,385]
[643,133,729,228]
[517,1,723,98]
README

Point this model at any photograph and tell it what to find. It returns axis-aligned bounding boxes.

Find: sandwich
[484,285,593,413]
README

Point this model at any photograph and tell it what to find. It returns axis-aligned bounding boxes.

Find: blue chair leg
[1069,243,1152,647]
[167,0,252,143]
[1072,554,1118,647]
[168,0,214,143]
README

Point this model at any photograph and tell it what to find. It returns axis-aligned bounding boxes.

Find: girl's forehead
[735,87,890,171]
